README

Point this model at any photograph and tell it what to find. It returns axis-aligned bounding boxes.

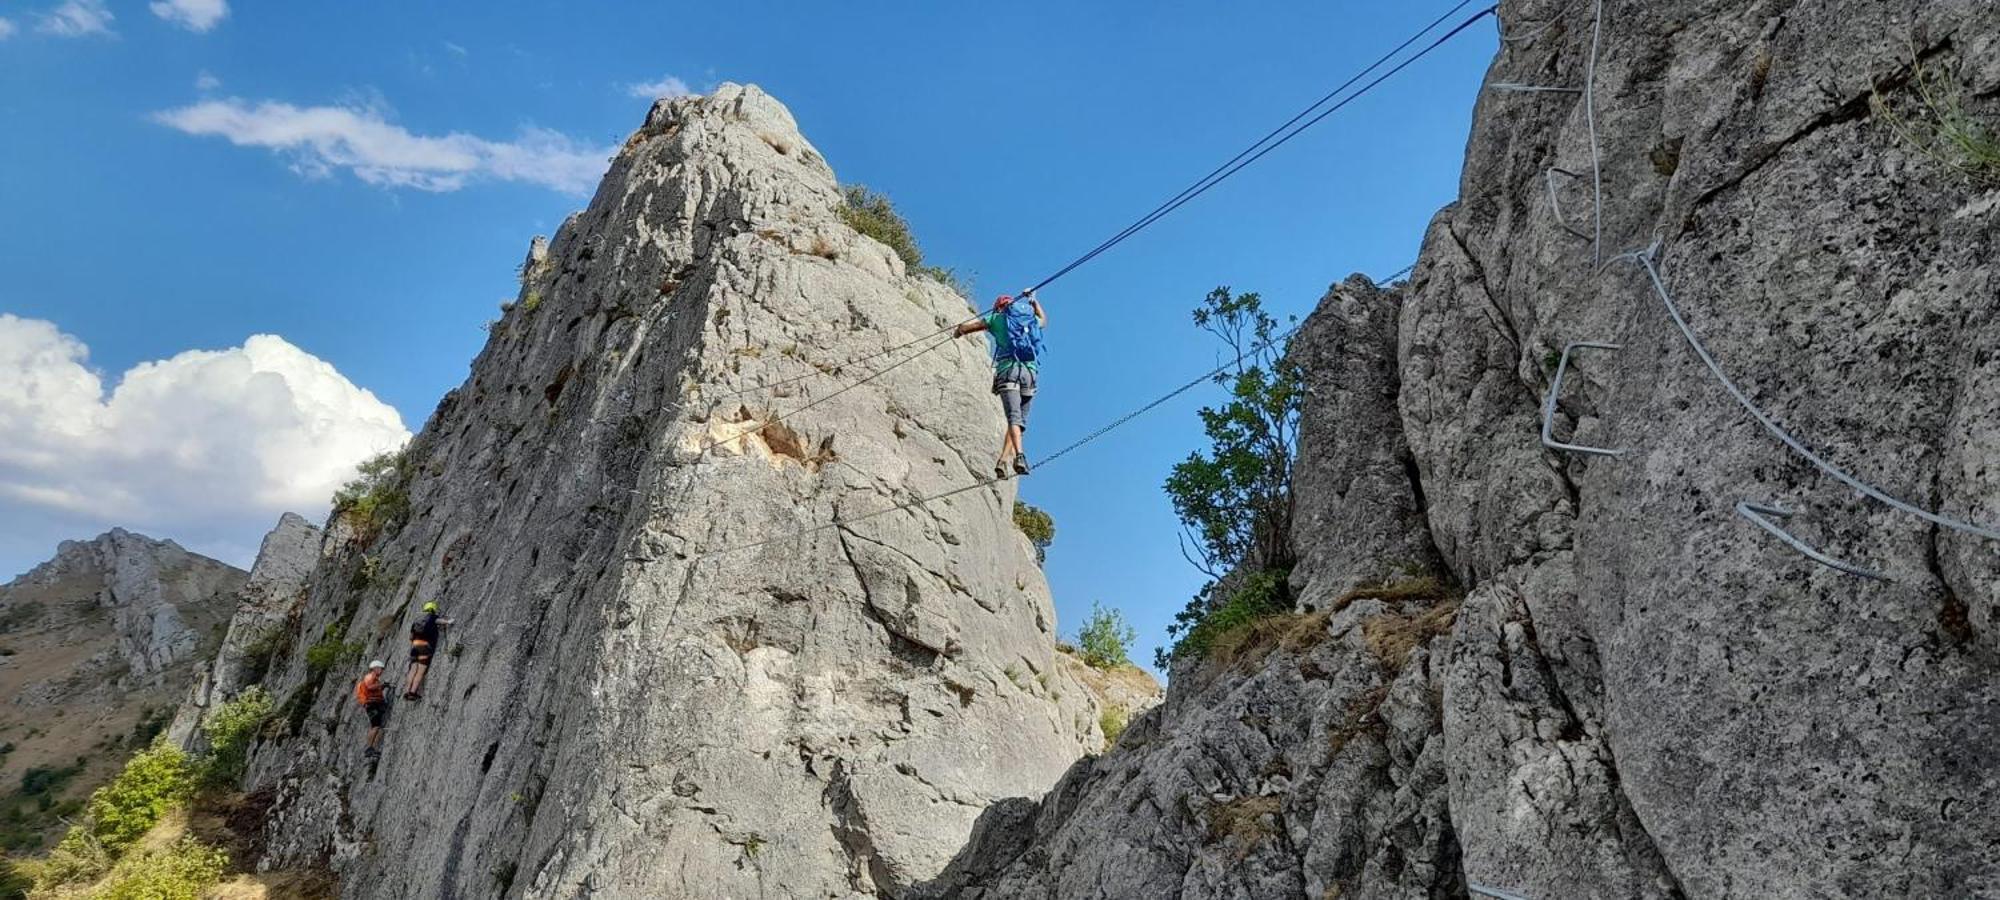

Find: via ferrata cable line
[702,1,1496,456]
[712,0,1496,422]
[1025,2,1497,293]
[693,317,1309,559]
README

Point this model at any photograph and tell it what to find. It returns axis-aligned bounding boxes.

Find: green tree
[332,448,412,542]
[1159,288,1301,665]
[1075,602,1136,670]
[1012,501,1056,565]
[200,686,274,786]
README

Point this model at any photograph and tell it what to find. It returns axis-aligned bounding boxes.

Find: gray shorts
[993,366,1037,430]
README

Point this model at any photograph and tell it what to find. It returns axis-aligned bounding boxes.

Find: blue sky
[0,1,1494,666]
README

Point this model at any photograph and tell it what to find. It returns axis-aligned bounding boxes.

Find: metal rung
[1540,341,1626,457]
[1545,167,1590,239]
[1735,502,1888,580]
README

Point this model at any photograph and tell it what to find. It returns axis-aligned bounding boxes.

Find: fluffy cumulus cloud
[625,75,693,100]
[0,315,409,574]
[194,70,221,91]
[37,0,114,37]
[152,97,613,194]
[149,0,226,32]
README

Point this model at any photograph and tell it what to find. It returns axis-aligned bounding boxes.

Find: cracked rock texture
[167,513,323,751]
[923,1,2000,897]
[229,84,1124,899]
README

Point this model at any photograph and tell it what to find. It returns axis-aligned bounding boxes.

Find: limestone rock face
[167,513,323,750]
[1289,276,1443,607]
[920,1,2000,897]
[240,84,1101,899]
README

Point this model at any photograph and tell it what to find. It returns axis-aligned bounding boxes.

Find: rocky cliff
[229,84,1135,899]
[923,1,2000,898]
[166,512,323,751]
[0,529,244,844]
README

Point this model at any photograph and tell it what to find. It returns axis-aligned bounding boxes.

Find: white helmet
[368,660,386,670]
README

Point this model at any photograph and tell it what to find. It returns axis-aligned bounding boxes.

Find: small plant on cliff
[332,448,413,543]
[834,184,968,294]
[1159,287,1301,666]
[1012,501,1056,565]
[1871,50,2000,185]
[200,687,274,786]
[1075,602,1136,670]
[303,622,363,683]
[1097,705,1129,747]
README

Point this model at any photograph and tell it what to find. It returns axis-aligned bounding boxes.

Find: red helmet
[995,294,1015,308]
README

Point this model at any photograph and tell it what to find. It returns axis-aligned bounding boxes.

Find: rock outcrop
[922,1,2000,897]
[233,84,1114,899]
[167,513,323,750]
[0,529,245,844]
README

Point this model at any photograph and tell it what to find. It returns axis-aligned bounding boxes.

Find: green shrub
[17,764,82,799]
[80,743,195,853]
[0,857,33,899]
[332,449,412,542]
[39,827,111,887]
[201,687,274,786]
[303,622,364,683]
[1098,705,1129,747]
[1012,501,1056,565]
[0,602,45,635]
[836,185,924,270]
[1158,569,1290,668]
[238,626,292,688]
[93,837,228,900]
[1075,602,1136,670]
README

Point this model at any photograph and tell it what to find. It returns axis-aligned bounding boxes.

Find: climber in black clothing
[404,601,454,701]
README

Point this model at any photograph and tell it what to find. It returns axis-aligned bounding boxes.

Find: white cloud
[194,70,221,91]
[443,41,467,57]
[152,97,613,194]
[37,0,114,37]
[0,18,17,39]
[149,0,226,32]
[0,315,409,573]
[625,75,693,100]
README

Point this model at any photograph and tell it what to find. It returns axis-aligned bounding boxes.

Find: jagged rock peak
[242,84,1112,899]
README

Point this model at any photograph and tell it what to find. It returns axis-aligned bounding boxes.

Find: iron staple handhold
[1735,501,1889,580]
[1540,341,1627,457]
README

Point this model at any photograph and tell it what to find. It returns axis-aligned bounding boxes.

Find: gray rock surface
[922,1,2000,897]
[238,84,1107,899]
[167,513,323,749]
[1290,276,1443,607]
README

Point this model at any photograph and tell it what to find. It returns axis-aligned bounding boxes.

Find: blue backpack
[1000,302,1045,364]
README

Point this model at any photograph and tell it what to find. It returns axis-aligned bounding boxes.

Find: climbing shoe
[1012,458,1030,477]
[404,691,419,701]
[994,461,1011,481]
[364,747,380,759]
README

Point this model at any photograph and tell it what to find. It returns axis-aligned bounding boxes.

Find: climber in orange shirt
[355,660,389,759]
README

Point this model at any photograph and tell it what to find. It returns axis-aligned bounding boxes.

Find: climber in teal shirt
[954,289,1047,479]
